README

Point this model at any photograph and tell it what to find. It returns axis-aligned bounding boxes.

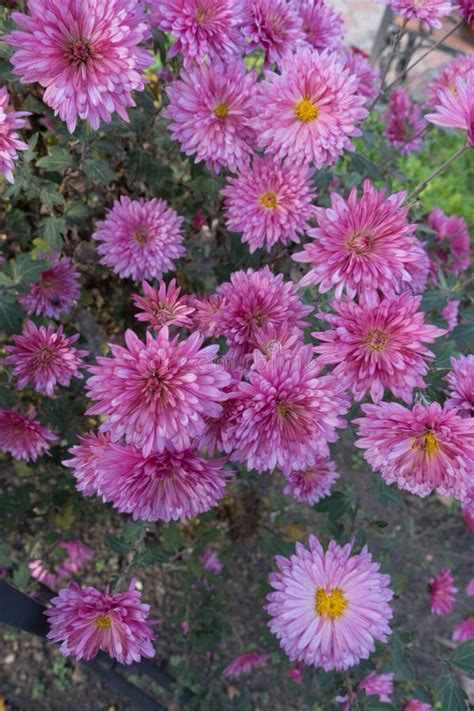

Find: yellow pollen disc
[95,614,112,629]
[365,328,389,353]
[412,431,440,457]
[315,588,347,620]
[134,228,149,244]
[259,191,279,209]
[277,404,289,417]
[295,97,319,123]
[214,103,229,118]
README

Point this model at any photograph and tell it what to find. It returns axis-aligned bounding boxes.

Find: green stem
[407,142,469,202]
[368,19,408,112]
[112,525,147,593]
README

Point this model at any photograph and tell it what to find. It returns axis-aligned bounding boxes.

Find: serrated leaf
[430,339,457,369]
[22,133,39,163]
[40,217,67,251]
[421,290,447,312]
[136,546,168,566]
[390,631,415,680]
[64,202,91,222]
[161,522,183,553]
[361,697,394,711]
[452,641,474,675]
[314,490,352,519]
[40,185,65,209]
[8,253,46,291]
[0,292,24,334]
[348,152,381,180]
[37,147,72,173]
[452,311,474,351]
[371,475,405,508]
[105,534,130,555]
[436,675,469,710]
[12,562,31,591]
[83,158,115,184]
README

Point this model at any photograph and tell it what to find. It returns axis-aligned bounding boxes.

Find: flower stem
[112,524,147,593]
[407,142,469,202]
[368,19,408,112]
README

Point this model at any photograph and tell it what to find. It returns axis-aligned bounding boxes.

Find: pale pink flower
[296,0,345,51]
[425,74,474,145]
[342,47,379,101]
[251,47,367,167]
[200,548,223,575]
[283,458,339,505]
[401,237,430,294]
[458,0,474,25]
[426,55,474,106]
[57,541,94,577]
[404,701,433,711]
[29,559,58,588]
[132,280,194,329]
[5,321,88,397]
[19,254,80,319]
[381,0,453,29]
[0,409,56,461]
[267,536,393,671]
[63,431,110,497]
[5,0,152,133]
[429,569,457,615]
[242,0,305,66]
[0,86,30,183]
[221,155,317,253]
[383,87,426,155]
[46,581,155,663]
[359,672,394,703]
[223,652,268,679]
[313,293,445,403]
[428,207,471,275]
[164,60,257,174]
[466,578,474,596]
[441,299,460,332]
[355,401,474,500]
[452,616,474,642]
[250,324,302,361]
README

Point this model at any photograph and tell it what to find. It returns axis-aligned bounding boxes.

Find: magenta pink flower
[19,254,80,319]
[5,321,88,397]
[242,0,305,67]
[446,355,474,418]
[458,0,474,25]
[5,0,152,133]
[200,548,223,575]
[63,431,110,497]
[283,458,339,505]
[221,156,317,253]
[191,294,227,338]
[426,55,474,106]
[288,664,304,684]
[223,652,268,679]
[46,581,155,663]
[267,536,393,671]
[252,47,367,167]
[425,74,474,145]
[342,47,380,101]
[150,0,244,66]
[293,181,420,305]
[228,343,349,474]
[404,701,433,711]
[94,197,185,282]
[313,293,445,403]
[0,409,56,461]
[429,569,457,615]
[462,493,474,531]
[29,559,58,589]
[452,616,474,642]
[0,86,29,183]
[296,0,345,52]
[428,207,471,275]
[401,237,430,295]
[355,401,474,500]
[442,299,460,332]
[86,328,231,455]
[383,87,426,155]
[57,541,94,577]
[164,60,257,174]
[132,280,194,329]
[359,672,394,703]
[250,323,302,362]
[381,0,453,29]
[467,578,474,596]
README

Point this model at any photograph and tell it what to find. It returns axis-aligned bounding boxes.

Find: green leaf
[348,152,381,180]
[452,641,474,675]
[390,631,415,680]
[0,542,12,567]
[37,147,72,173]
[436,675,469,710]
[40,185,65,209]
[314,490,352,519]
[40,216,67,251]
[371,475,405,509]
[161,522,183,553]
[64,202,91,223]
[231,690,251,711]
[9,253,46,291]
[105,534,130,555]
[452,311,474,351]
[136,546,168,566]
[83,158,115,184]
[421,290,447,312]
[22,133,39,163]
[430,339,457,369]
[12,562,31,591]
[0,292,24,334]
[361,697,394,711]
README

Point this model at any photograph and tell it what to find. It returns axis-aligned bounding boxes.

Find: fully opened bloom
[445,355,474,417]
[341,47,379,101]
[283,458,339,505]
[63,431,111,497]
[313,294,445,403]
[19,254,80,319]
[242,0,305,67]
[4,0,152,133]
[93,197,185,282]
[355,401,474,500]
[98,443,231,521]
[429,569,457,615]
[46,582,155,663]
[452,616,474,642]
[381,0,453,29]
[293,181,420,305]
[267,537,393,671]
[132,280,194,329]
[86,327,231,455]
[252,48,367,167]
[359,672,394,702]
[223,652,268,679]
[221,156,317,253]
[428,207,471,275]
[427,55,474,106]
[0,409,56,461]
[296,0,345,52]
[5,322,88,397]
[165,60,257,174]
[383,87,426,155]
[425,74,474,145]
[0,86,30,183]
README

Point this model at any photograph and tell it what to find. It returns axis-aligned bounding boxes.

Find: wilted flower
[359,672,394,702]
[283,458,339,505]
[63,431,110,497]
[381,0,453,29]
[428,207,471,275]
[0,85,29,183]
[441,300,460,332]
[0,409,56,461]
[383,87,426,155]
[425,74,474,145]
[223,652,268,679]
[296,0,345,51]
[446,355,474,417]
[452,616,474,642]
[19,254,80,319]
[132,280,194,329]
[242,0,305,66]
[429,569,458,615]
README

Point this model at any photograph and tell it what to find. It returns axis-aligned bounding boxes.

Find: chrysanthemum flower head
[200,548,223,575]
[0,409,57,461]
[441,300,460,332]
[63,431,110,497]
[242,0,305,67]
[429,569,457,615]
[383,87,426,155]
[355,401,474,500]
[380,0,453,29]
[45,581,155,663]
[267,536,393,670]
[5,321,88,397]
[283,458,339,504]
[223,652,268,679]
[132,280,194,330]
[428,207,471,275]
[426,55,474,106]
[359,672,394,702]
[458,0,474,26]
[19,254,80,319]
[293,181,420,304]
[5,0,152,133]
[221,156,317,253]
[445,355,474,417]
[164,60,257,174]
[86,327,231,455]
[57,541,94,577]
[425,74,474,145]
[401,238,430,294]
[93,197,185,282]
[452,616,474,642]
[313,293,445,403]
[296,0,345,52]
[341,47,380,101]
[251,47,368,167]
[0,86,30,183]
[404,701,433,711]
[191,294,227,338]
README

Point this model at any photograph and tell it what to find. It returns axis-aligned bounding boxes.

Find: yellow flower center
[277,404,289,417]
[315,588,347,620]
[365,328,389,353]
[259,192,279,209]
[134,228,150,244]
[196,5,208,23]
[95,614,112,629]
[214,103,229,118]
[413,431,440,457]
[295,97,319,123]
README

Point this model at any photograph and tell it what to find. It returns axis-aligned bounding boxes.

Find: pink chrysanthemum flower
[426,55,474,106]
[242,0,305,67]
[354,401,474,500]
[5,321,88,397]
[86,327,231,456]
[381,0,453,29]
[267,536,393,671]
[283,458,339,505]
[215,267,312,362]
[458,0,474,25]
[452,616,474,642]
[429,569,458,615]
[223,652,268,679]
[442,299,460,332]
[200,548,223,575]
[0,409,56,461]
[359,672,394,703]
[57,541,94,578]
[383,87,426,155]
[191,294,227,338]
[29,559,58,588]
[467,578,474,596]
[313,294,445,403]
[93,197,185,282]
[462,493,474,531]
[45,581,155,663]
[150,0,244,67]
[249,324,302,365]
[0,86,30,183]
[221,156,317,253]
[428,207,471,276]
[293,181,420,305]
[342,47,380,101]
[98,443,230,521]
[228,344,349,474]
[404,701,433,711]
[446,355,474,417]
[164,60,257,174]
[132,280,194,329]
[252,48,367,167]
[5,0,152,133]
[19,254,80,319]
[63,431,110,497]
[296,0,345,52]
[425,74,474,145]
